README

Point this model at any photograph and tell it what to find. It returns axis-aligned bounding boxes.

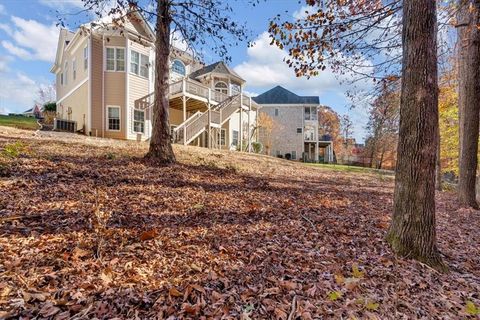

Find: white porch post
[239,92,243,151]
[315,142,319,163]
[248,97,252,152]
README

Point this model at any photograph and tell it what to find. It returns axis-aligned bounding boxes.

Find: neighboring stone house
[254,86,334,163]
[50,10,259,151]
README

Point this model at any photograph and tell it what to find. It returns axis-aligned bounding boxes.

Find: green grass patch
[0,115,39,130]
[305,162,394,175]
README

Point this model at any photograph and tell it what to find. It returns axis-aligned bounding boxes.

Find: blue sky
[0,0,370,141]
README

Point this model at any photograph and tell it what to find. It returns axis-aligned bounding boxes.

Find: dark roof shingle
[252,86,319,105]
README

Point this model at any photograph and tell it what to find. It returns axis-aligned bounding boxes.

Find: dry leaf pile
[0,127,479,319]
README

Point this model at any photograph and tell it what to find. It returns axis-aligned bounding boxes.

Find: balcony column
[247,97,252,152]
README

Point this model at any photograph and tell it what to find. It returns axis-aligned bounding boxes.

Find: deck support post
[182,95,187,145]
[239,93,243,151]
[248,97,252,152]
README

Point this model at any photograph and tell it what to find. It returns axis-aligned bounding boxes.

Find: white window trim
[106,105,121,132]
[133,109,145,134]
[218,128,226,146]
[215,81,228,94]
[105,46,125,72]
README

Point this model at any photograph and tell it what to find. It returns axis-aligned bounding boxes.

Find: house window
[130,50,149,79]
[172,59,185,75]
[274,108,279,116]
[296,127,302,133]
[232,130,239,146]
[215,81,228,94]
[130,50,139,75]
[72,59,76,80]
[133,109,145,133]
[84,45,88,70]
[291,151,297,160]
[60,72,64,85]
[304,106,318,120]
[217,129,226,146]
[140,54,149,78]
[64,61,68,85]
[106,47,125,71]
[107,106,120,131]
[231,84,240,95]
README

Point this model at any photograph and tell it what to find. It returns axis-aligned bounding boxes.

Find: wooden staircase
[172,94,241,145]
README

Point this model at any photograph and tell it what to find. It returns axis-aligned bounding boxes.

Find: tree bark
[435,124,442,191]
[386,0,445,270]
[145,0,176,163]
[457,0,480,208]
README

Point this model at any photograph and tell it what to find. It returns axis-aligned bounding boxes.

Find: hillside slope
[0,127,479,319]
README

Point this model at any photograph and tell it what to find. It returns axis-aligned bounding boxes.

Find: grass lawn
[0,115,39,130]
[305,162,394,175]
[0,126,478,319]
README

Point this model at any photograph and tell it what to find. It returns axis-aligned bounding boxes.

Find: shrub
[252,141,263,153]
[43,102,57,112]
[285,153,292,160]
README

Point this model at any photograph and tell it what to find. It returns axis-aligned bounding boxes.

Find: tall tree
[386,0,445,270]
[69,0,248,163]
[456,0,480,208]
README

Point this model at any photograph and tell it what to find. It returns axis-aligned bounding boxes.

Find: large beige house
[50,11,259,150]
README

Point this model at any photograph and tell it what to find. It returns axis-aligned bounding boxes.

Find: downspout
[87,31,92,135]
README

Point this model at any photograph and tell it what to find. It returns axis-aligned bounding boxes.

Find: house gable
[253,86,319,105]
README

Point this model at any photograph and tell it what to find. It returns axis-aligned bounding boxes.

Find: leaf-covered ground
[0,127,479,319]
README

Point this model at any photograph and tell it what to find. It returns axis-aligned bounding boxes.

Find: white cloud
[0,4,6,15]
[234,32,373,96]
[38,0,85,11]
[293,5,314,20]
[0,56,12,73]
[0,73,41,111]
[0,16,59,62]
[1,41,31,60]
[233,32,373,142]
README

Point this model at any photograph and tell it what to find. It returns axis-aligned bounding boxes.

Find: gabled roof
[252,86,319,105]
[189,61,245,83]
[50,29,75,73]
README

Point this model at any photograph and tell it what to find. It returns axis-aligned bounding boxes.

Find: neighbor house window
[217,129,226,146]
[84,45,88,70]
[60,72,64,85]
[107,106,120,131]
[215,81,228,95]
[296,127,302,134]
[133,109,145,133]
[106,47,125,71]
[291,151,297,160]
[304,106,318,121]
[232,130,239,146]
[172,59,185,75]
[72,58,76,80]
[130,50,149,79]
[274,108,279,116]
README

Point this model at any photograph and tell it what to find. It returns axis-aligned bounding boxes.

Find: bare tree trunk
[145,0,176,163]
[386,0,445,270]
[457,0,480,208]
[435,124,442,191]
